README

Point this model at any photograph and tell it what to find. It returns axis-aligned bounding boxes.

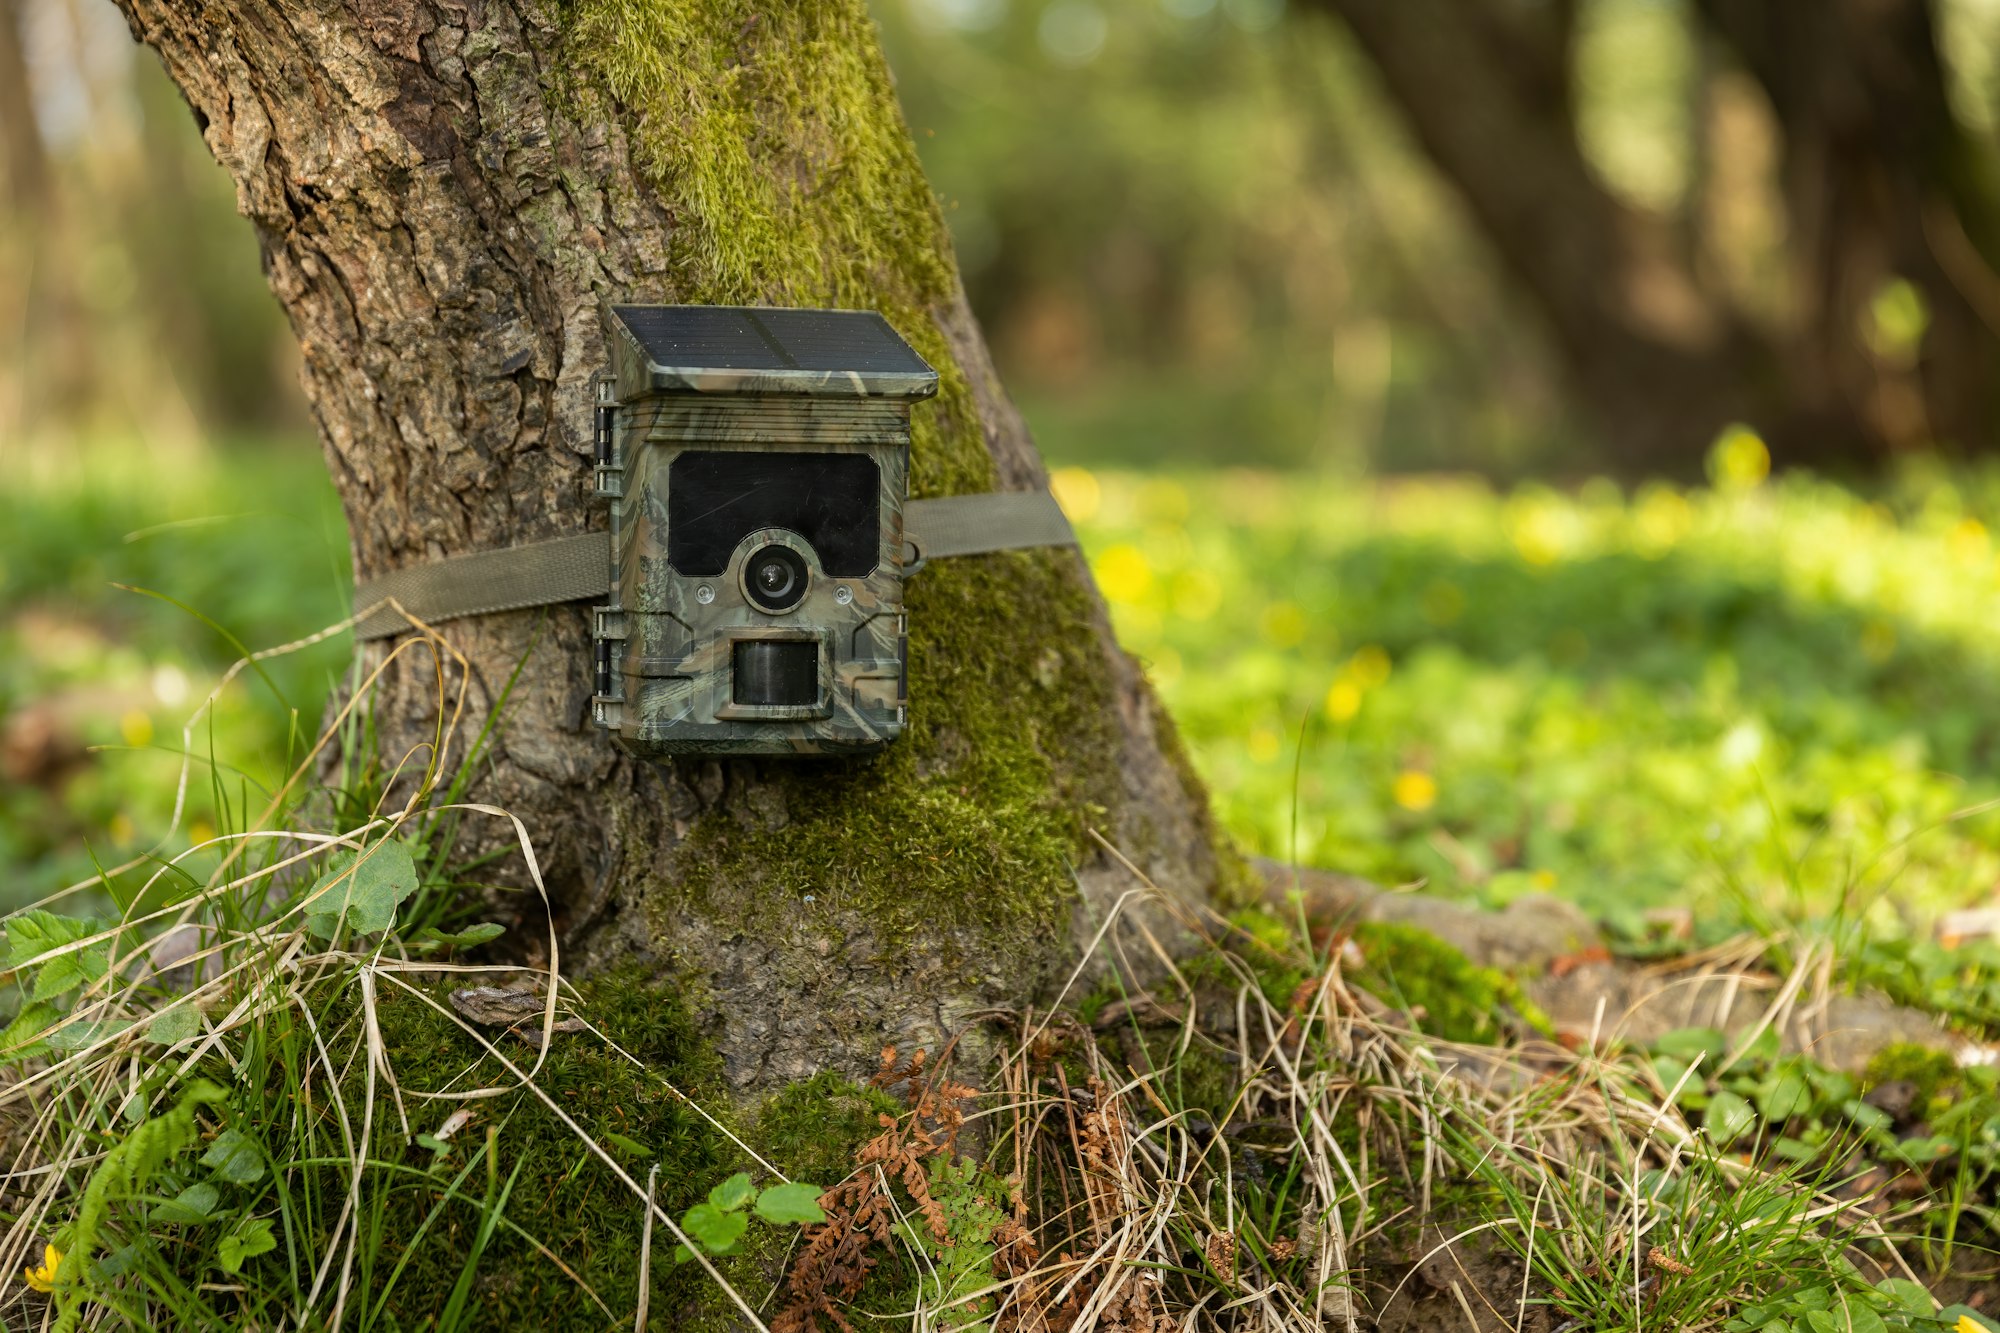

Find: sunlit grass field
[1064,441,2000,937]
[11,435,2000,944]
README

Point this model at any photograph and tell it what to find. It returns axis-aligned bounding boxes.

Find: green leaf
[415,1134,449,1155]
[1940,1308,2000,1332]
[1802,1314,1838,1333]
[201,1129,267,1185]
[1843,1098,1894,1133]
[303,839,420,940]
[681,1202,749,1255]
[216,1217,276,1274]
[1705,1089,1756,1143]
[1873,1278,1933,1315]
[602,1132,653,1161]
[1654,1027,1726,1063]
[151,1182,220,1224]
[99,1240,147,1278]
[1843,1307,1886,1333]
[755,1182,826,1226]
[709,1172,755,1212]
[147,1007,200,1046]
[0,1002,56,1062]
[1757,1070,1812,1121]
[414,923,506,949]
[1738,1027,1783,1064]
[673,1243,696,1264]
[9,911,109,1001]
[8,910,99,969]
[47,1018,128,1051]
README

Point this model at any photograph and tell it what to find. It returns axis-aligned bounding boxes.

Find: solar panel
[611,305,934,380]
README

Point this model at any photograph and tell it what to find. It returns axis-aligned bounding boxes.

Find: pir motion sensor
[351,305,1079,757]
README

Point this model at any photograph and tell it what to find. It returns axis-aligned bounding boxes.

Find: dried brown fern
[772,1047,981,1333]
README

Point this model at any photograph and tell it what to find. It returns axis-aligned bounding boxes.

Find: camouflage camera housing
[590,306,940,757]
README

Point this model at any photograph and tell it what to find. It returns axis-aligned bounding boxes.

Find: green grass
[17,435,2000,951]
[0,437,350,905]
[1059,450,2000,938]
[15,430,2000,1323]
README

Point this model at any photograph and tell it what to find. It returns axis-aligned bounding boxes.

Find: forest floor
[8,437,2000,1327]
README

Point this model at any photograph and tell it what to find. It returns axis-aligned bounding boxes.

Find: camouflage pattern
[592,306,937,757]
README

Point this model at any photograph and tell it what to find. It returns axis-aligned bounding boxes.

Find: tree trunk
[1305,0,1782,472]
[1304,0,2000,471]
[108,0,1239,1093]
[0,0,47,214]
[1697,0,2000,460]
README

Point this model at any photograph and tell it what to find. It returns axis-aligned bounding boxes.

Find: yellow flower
[1957,1316,1985,1333]
[24,1242,60,1293]
[1708,424,1770,490]
[1348,645,1392,689]
[1392,771,1437,812]
[1324,679,1361,723]
[1951,516,1990,565]
[1094,544,1153,604]
[120,709,154,748]
[1247,727,1282,764]
[1260,601,1306,647]
[1049,467,1102,523]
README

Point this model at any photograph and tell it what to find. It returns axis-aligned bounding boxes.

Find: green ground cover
[13,434,2000,945]
[15,435,2000,1325]
[0,440,350,900]
[1062,443,2000,936]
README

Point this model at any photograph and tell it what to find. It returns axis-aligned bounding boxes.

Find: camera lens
[744,545,808,613]
[756,559,793,599]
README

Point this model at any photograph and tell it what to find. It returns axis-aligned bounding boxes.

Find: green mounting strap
[352,489,1077,641]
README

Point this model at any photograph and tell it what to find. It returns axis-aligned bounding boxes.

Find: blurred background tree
[0,0,300,449]
[13,0,2000,473]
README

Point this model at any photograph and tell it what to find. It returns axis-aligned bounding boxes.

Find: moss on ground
[1186,907,1314,1004]
[755,1071,900,1185]
[1863,1041,1967,1120]
[292,969,745,1331]
[1349,920,1549,1044]
[218,979,951,1331]
[1183,907,1546,1046]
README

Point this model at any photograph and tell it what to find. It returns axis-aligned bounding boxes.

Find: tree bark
[0,0,47,214]
[1304,0,2000,471]
[109,0,1237,1092]
[1696,0,2000,460]
[1306,0,1778,472]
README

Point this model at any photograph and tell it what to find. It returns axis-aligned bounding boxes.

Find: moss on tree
[549,0,1180,981]
[654,549,1122,966]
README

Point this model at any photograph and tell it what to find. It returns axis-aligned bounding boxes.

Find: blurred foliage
[0,439,349,903]
[19,436,2000,952]
[0,0,299,446]
[877,0,1575,472]
[12,0,2000,948]
[1061,441,2000,934]
[12,0,2000,472]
